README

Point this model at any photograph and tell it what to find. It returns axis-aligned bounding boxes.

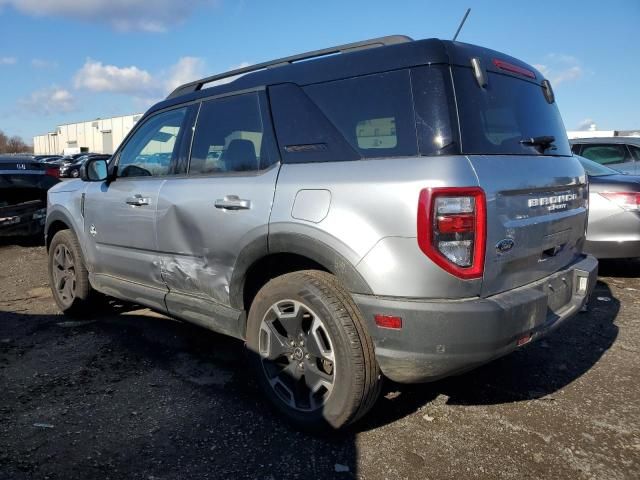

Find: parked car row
[37,153,112,178]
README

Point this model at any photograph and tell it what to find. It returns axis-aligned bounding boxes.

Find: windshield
[576,155,619,176]
[453,67,571,156]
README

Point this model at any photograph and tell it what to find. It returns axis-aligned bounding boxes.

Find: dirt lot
[0,240,638,480]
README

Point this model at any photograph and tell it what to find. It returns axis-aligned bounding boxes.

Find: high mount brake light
[601,192,640,211]
[492,59,536,79]
[417,187,486,279]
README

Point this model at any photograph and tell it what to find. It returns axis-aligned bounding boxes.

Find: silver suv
[46,35,598,429]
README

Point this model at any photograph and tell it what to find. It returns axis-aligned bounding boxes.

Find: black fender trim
[45,210,79,249]
[228,232,373,310]
[268,233,373,295]
[228,235,270,310]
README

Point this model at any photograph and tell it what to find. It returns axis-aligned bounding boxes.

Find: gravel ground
[0,240,638,479]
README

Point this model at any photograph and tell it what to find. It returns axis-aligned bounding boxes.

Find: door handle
[125,195,151,206]
[214,195,251,210]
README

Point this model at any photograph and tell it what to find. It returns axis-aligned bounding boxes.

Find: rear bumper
[353,254,598,383]
[584,239,640,259]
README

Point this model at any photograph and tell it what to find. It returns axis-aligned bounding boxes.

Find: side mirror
[80,158,108,182]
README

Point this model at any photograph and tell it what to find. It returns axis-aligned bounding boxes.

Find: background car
[0,154,59,237]
[571,137,640,174]
[577,155,640,258]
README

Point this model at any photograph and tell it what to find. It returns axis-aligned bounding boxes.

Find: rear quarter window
[303,70,418,159]
[269,67,457,163]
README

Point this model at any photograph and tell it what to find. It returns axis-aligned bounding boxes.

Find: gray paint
[291,189,331,223]
[465,154,588,297]
[155,166,278,309]
[44,42,600,390]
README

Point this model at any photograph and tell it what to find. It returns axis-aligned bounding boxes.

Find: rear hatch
[449,52,588,297]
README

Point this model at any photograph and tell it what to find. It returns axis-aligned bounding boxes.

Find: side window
[189,93,274,174]
[303,70,418,158]
[571,144,582,155]
[117,107,187,177]
[580,144,629,165]
[628,145,640,161]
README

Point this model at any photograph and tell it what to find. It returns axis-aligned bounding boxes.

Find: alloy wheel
[51,244,77,307]
[258,299,335,412]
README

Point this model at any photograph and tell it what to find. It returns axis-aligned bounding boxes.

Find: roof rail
[166,35,413,100]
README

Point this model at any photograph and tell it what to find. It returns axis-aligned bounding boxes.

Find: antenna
[452,8,471,42]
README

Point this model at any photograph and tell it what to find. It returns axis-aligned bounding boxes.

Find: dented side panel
[156,165,279,309]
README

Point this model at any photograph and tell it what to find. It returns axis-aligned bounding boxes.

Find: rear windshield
[453,66,571,156]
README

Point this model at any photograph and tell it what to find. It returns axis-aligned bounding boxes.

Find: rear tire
[246,270,382,430]
[48,229,95,316]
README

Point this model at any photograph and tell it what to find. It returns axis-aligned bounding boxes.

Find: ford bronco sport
[46,35,598,429]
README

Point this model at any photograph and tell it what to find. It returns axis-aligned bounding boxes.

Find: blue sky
[0,0,637,142]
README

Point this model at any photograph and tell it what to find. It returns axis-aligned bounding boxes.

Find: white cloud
[74,59,153,95]
[19,86,76,115]
[534,53,584,86]
[576,118,597,131]
[31,58,58,69]
[0,56,17,65]
[73,56,214,99]
[67,56,249,113]
[164,56,207,93]
[0,0,216,32]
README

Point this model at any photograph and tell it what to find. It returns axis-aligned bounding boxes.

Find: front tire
[246,270,382,430]
[48,230,94,315]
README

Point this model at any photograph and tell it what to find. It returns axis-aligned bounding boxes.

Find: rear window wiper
[520,135,556,152]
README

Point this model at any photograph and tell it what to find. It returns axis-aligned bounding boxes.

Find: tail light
[417,187,486,279]
[45,167,59,178]
[600,192,640,211]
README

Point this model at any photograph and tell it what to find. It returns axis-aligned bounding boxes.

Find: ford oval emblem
[496,238,515,254]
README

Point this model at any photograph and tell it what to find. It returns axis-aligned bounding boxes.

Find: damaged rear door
[156,91,279,337]
[83,106,194,311]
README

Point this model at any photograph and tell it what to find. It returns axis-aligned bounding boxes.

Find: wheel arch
[230,232,373,311]
[45,210,77,251]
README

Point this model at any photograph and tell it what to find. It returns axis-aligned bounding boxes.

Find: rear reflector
[374,314,403,330]
[437,214,475,234]
[600,192,640,211]
[492,59,536,79]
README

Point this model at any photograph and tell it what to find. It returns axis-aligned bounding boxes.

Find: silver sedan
[578,155,640,258]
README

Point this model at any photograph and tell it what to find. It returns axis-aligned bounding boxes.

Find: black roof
[148,36,544,116]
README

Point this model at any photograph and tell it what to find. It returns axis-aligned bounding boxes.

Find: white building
[33,113,142,155]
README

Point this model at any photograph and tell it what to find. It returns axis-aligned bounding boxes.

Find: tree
[0,130,32,154]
